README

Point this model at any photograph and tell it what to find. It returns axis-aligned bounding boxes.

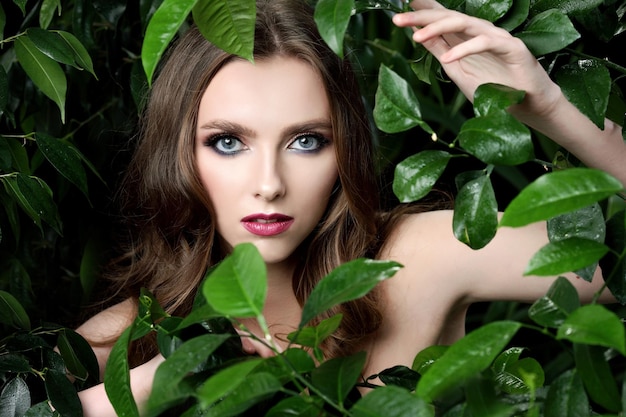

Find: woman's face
[195,56,338,266]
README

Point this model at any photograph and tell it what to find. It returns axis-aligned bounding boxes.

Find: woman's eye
[208,135,245,155]
[289,134,329,153]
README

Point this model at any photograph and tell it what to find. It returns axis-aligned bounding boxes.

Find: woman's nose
[254,153,286,201]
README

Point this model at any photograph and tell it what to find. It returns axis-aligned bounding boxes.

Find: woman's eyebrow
[282,119,333,137]
[198,119,333,138]
[197,120,256,137]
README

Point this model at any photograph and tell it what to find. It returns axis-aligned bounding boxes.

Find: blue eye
[207,135,245,155]
[289,134,329,153]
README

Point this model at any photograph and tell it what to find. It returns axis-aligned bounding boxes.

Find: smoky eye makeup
[204,133,246,156]
[288,132,331,153]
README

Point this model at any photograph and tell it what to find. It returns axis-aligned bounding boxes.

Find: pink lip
[241,213,294,237]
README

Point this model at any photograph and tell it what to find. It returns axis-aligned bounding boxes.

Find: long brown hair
[107,0,390,363]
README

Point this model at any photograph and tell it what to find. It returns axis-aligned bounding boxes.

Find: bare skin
[75,0,625,415]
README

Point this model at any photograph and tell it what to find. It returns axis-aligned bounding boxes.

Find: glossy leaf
[0,290,31,330]
[203,372,282,417]
[528,276,580,327]
[35,133,89,199]
[311,351,366,404]
[0,377,30,417]
[45,370,82,417]
[265,396,324,417]
[464,375,514,417]
[56,329,88,381]
[56,31,96,77]
[26,28,75,66]
[1,173,62,234]
[524,237,608,276]
[557,304,626,355]
[466,0,511,22]
[314,0,354,57]
[473,83,526,117]
[377,366,420,391]
[299,258,401,327]
[0,353,31,373]
[149,334,230,415]
[15,36,67,123]
[500,168,623,227]
[39,0,61,29]
[288,314,342,350]
[573,343,621,412]
[192,0,256,63]
[556,60,611,129]
[498,0,529,31]
[374,64,433,134]
[530,0,603,15]
[544,370,589,417]
[203,243,267,318]
[417,321,521,401]
[493,356,544,394]
[196,358,263,408]
[457,112,534,166]
[24,402,57,417]
[412,345,448,375]
[515,10,580,56]
[453,175,498,249]
[351,385,434,417]
[393,150,452,203]
[142,0,197,85]
[104,326,138,417]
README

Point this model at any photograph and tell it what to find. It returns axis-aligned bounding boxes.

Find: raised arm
[392,0,626,186]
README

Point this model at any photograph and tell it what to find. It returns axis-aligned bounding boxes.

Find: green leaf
[56,329,88,381]
[148,334,230,415]
[0,4,5,41]
[311,351,366,404]
[24,402,58,417]
[39,0,61,29]
[15,36,67,123]
[45,369,82,417]
[0,66,8,113]
[13,0,26,16]
[377,366,420,391]
[374,64,433,134]
[412,345,448,375]
[0,290,31,330]
[204,372,282,417]
[500,168,623,227]
[458,112,534,165]
[544,370,589,417]
[314,0,354,57]
[265,396,324,417]
[192,0,256,63]
[464,375,514,417]
[0,354,31,373]
[493,356,544,394]
[0,377,30,417]
[299,258,401,327]
[35,133,89,199]
[104,326,138,417]
[524,237,609,276]
[56,31,97,77]
[288,314,342,354]
[556,60,611,129]
[515,9,580,56]
[498,0,529,31]
[473,83,526,117]
[196,358,264,408]
[557,304,626,354]
[351,385,434,417]
[602,210,626,303]
[416,321,521,401]
[203,243,267,318]
[26,28,75,66]
[142,0,198,85]
[466,0,512,21]
[573,343,621,412]
[528,276,580,327]
[530,0,603,15]
[453,175,498,249]
[393,150,452,203]
[1,173,62,234]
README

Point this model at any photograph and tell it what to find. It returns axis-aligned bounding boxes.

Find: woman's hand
[392,0,561,120]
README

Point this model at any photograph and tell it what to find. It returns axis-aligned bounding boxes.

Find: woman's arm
[392,0,626,186]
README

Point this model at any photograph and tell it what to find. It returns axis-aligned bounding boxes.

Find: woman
[76,0,625,415]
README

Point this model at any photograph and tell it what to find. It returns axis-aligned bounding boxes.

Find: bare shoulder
[76,298,137,344]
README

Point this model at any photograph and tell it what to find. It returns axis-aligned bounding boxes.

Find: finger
[443,34,530,64]
[409,0,445,11]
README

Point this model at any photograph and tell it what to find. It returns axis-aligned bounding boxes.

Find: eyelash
[204,132,331,156]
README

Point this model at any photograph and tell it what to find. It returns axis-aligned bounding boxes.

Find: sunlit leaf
[15,36,67,123]
[528,276,580,327]
[374,64,433,134]
[515,9,580,56]
[458,112,534,165]
[557,305,626,354]
[453,175,498,249]
[393,150,452,203]
[556,60,611,129]
[203,243,266,318]
[500,168,623,227]
[192,0,256,62]
[351,385,434,417]
[142,0,197,85]
[299,258,401,327]
[417,321,521,401]
[314,0,354,57]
